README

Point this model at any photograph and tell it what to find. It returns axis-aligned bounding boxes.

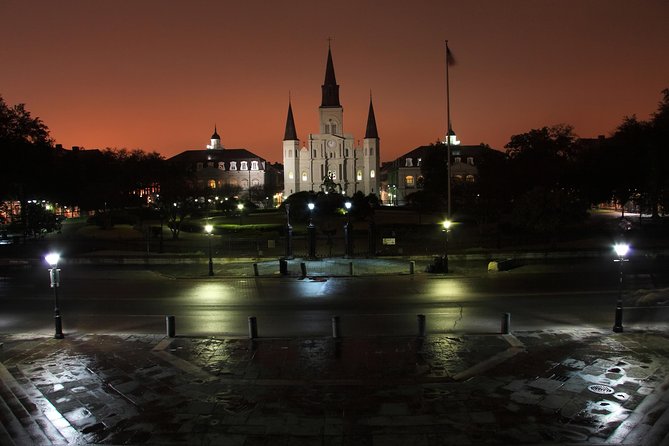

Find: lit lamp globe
[442,220,452,231]
[204,224,213,235]
[614,243,629,258]
[45,253,60,267]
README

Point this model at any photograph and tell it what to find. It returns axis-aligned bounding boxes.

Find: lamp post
[344,201,353,258]
[205,224,214,276]
[237,203,244,225]
[612,242,629,333]
[307,202,316,259]
[442,220,452,273]
[285,203,293,259]
[45,253,64,339]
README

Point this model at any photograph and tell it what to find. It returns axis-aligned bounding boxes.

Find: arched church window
[370,147,374,156]
[208,180,216,189]
[288,171,294,179]
[466,175,475,182]
[370,170,375,178]
[241,179,248,189]
[301,172,308,182]
[251,179,259,187]
[405,176,414,187]
[357,170,363,181]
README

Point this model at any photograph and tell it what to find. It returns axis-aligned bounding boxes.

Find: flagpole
[445,40,452,219]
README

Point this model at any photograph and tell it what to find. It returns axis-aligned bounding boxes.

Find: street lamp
[344,201,353,258]
[307,202,316,259]
[612,242,629,332]
[442,220,452,273]
[237,203,244,225]
[205,224,214,276]
[44,253,64,339]
[284,203,293,259]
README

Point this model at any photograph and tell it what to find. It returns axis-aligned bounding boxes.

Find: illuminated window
[417,158,422,166]
[241,161,248,170]
[357,170,363,181]
[230,161,237,170]
[302,171,308,182]
[288,171,294,179]
[467,157,474,165]
[455,174,463,181]
[466,174,475,182]
[208,180,216,189]
[251,179,260,187]
[370,170,375,178]
[218,162,225,170]
[241,179,248,189]
[405,175,414,187]
[405,158,413,167]
[251,161,259,170]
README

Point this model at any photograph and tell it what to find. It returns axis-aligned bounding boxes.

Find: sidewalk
[1,329,669,445]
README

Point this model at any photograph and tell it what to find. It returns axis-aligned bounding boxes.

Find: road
[1,263,667,337]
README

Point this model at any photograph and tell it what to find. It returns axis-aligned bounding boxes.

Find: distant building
[169,127,273,199]
[282,45,380,198]
[380,132,501,206]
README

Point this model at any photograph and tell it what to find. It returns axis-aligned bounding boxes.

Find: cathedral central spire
[321,44,340,107]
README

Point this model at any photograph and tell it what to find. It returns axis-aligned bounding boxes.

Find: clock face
[327,140,336,148]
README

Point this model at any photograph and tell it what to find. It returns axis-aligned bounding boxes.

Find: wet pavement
[1,329,669,445]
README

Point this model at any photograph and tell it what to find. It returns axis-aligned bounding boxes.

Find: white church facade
[282,46,380,198]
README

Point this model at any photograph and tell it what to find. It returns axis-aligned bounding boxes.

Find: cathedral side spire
[283,100,298,141]
[364,94,379,139]
[321,44,340,107]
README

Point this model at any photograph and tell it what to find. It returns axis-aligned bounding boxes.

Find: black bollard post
[332,316,341,338]
[248,316,258,339]
[410,261,415,275]
[166,315,175,338]
[417,314,426,337]
[280,259,288,276]
[613,303,624,333]
[253,263,259,276]
[349,261,354,276]
[300,262,307,278]
[501,313,511,334]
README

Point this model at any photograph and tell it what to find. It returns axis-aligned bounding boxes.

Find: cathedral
[282,45,380,198]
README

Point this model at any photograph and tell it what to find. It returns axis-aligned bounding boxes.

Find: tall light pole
[344,201,353,258]
[613,243,629,333]
[285,203,293,259]
[307,202,316,259]
[205,224,214,276]
[45,253,64,339]
[442,220,452,274]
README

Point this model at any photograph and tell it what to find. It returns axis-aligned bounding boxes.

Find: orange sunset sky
[2,0,668,163]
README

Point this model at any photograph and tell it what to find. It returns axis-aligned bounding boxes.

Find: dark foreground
[1,330,668,445]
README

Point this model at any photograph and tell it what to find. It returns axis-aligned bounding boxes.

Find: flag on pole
[446,45,456,66]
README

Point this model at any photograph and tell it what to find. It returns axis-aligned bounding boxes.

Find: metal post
[308,219,316,259]
[208,233,214,276]
[166,315,175,338]
[501,313,511,334]
[300,262,307,278]
[253,263,259,276]
[613,250,626,333]
[248,316,258,339]
[285,204,293,259]
[410,261,415,274]
[417,314,426,337]
[280,259,288,276]
[349,261,354,276]
[332,316,341,338]
[49,267,64,339]
[344,219,353,258]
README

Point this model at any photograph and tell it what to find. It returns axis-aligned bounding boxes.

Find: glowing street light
[612,242,629,333]
[205,224,214,276]
[44,253,64,339]
[237,203,244,225]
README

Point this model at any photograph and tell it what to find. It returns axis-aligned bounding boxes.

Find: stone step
[0,362,48,445]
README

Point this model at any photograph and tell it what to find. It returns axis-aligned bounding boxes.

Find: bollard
[613,303,624,333]
[248,316,258,339]
[166,315,175,338]
[410,261,415,275]
[332,316,341,338]
[417,314,426,337]
[349,261,354,276]
[501,313,511,334]
[300,262,307,278]
[280,259,288,276]
[253,263,259,276]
